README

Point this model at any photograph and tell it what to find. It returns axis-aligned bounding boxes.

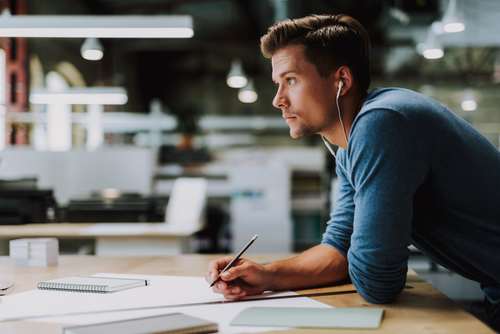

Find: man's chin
[289,129,304,139]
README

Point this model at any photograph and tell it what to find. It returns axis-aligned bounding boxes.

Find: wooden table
[0,255,493,333]
[0,223,201,256]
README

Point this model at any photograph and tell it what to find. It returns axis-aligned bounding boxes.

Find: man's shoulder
[352,87,442,134]
[352,105,411,136]
[362,87,442,114]
[363,87,429,108]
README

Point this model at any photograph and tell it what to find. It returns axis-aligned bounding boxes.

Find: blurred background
[0,0,498,312]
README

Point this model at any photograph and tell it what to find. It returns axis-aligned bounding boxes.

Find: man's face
[271,45,337,139]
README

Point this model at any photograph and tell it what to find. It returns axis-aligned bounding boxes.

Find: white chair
[83,177,208,255]
[164,177,208,232]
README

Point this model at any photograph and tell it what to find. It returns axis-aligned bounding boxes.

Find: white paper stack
[9,238,59,267]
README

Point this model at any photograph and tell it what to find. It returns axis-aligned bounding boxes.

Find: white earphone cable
[321,135,336,159]
[322,81,349,160]
[336,81,349,146]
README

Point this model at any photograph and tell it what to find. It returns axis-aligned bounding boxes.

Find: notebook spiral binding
[37,282,107,293]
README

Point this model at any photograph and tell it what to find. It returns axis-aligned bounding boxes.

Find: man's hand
[206,245,348,300]
[206,257,272,300]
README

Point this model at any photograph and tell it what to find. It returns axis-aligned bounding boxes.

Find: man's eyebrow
[272,70,297,83]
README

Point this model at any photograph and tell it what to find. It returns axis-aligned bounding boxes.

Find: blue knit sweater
[322,88,500,304]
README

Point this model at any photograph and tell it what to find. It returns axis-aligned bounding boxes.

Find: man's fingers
[207,256,234,281]
[220,262,249,281]
[212,280,237,296]
[224,291,246,301]
[213,279,263,301]
[208,256,233,272]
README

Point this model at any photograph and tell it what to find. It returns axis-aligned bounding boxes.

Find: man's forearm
[263,244,348,291]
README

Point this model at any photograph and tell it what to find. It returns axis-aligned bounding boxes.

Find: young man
[207,14,500,327]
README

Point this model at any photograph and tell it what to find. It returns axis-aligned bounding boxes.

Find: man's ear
[335,66,353,96]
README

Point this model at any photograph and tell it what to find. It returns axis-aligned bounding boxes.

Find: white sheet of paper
[0,273,331,333]
[41,294,330,334]
[0,273,224,320]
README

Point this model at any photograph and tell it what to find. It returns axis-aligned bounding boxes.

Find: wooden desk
[0,223,201,256]
[0,255,493,333]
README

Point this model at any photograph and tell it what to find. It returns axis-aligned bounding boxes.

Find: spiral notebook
[37,276,148,293]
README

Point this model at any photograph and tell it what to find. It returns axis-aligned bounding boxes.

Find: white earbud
[338,80,343,95]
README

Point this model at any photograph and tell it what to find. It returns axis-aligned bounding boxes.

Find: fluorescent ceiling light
[0,15,193,38]
[81,38,103,61]
[30,87,128,105]
[238,80,258,104]
[227,59,248,88]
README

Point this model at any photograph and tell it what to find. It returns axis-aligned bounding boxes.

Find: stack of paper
[9,238,59,267]
[0,273,332,334]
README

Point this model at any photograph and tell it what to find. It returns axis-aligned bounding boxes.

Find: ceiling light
[30,87,128,105]
[227,59,248,88]
[81,38,103,61]
[419,29,444,60]
[238,80,258,104]
[0,15,193,38]
[423,48,444,60]
[461,89,477,111]
[441,0,465,33]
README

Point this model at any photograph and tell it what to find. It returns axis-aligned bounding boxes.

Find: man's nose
[272,89,288,110]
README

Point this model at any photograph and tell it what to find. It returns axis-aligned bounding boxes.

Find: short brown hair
[260,14,371,94]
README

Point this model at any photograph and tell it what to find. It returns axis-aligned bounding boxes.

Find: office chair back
[165,178,207,230]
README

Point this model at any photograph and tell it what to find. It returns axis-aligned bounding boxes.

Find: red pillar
[2,0,29,145]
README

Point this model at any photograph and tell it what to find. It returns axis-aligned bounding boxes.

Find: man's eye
[286,78,296,85]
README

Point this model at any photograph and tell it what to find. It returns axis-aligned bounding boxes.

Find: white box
[9,238,59,267]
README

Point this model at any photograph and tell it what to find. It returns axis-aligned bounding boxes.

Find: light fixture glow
[227,59,248,88]
[423,48,444,60]
[30,87,128,105]
[238,80,258,104]
[441,0,465,33]
[443,22,465,33]
[81,38,103,61]
[0,15,194,38]
[461,99,477,111]
[461,90,477,111]
[420,29,444,60]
